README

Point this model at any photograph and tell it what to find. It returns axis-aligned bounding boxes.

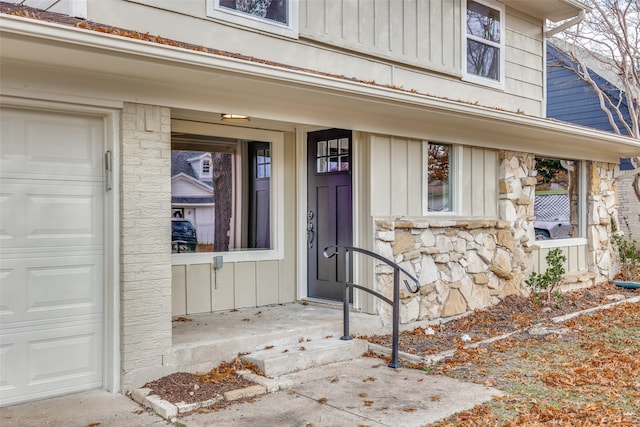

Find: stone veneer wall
[588,162,620,283]
[373,151,537,322]
[120,103,173,389]
[374,154,621,323]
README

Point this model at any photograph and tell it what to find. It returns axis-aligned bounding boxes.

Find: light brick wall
[120,103,173,390]
[617,177,640,243]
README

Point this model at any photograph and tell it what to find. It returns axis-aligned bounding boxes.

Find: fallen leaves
[429,301,640,426]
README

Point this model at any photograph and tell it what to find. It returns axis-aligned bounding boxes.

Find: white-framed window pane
[467,0,501,42]
[467,39,500,81]
[318,140,327,157]
[219,0,289,25]
[317,157,327,173]
[427,143,452,212]
[534,158,581,240]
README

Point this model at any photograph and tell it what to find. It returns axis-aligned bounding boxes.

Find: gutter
[545,9,586,37]
[2,13,639,158]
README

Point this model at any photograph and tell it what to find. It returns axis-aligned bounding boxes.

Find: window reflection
[534,158,580,240]
[218,0,289,25]
[316,137,350,173]
[171,136,271,253]
[427,143,451,212]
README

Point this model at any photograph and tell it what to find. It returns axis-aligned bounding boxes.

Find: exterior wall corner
[120,102,174,390]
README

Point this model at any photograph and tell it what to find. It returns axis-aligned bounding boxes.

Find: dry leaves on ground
[365,282,638,356]
[427,301,640,426]
[142,358,261,410]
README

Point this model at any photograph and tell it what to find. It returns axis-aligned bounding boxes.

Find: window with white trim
[207,0,298,38]
[464,0,504,85]
[426,142,454,213]
[534,158,584,241]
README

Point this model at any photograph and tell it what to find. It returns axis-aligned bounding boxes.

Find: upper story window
[207,0,298,38]
[464,0,504,86]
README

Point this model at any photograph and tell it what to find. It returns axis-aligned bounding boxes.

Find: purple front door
[307,129,353,301]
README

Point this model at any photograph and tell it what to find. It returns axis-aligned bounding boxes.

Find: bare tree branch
[554,0,640,201]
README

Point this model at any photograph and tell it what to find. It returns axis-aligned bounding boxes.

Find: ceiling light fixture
[220,113,250,123]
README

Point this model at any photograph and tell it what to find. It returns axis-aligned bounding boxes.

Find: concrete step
[240,337,369,378]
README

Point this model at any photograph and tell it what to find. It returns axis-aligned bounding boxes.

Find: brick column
[120,103,173,389]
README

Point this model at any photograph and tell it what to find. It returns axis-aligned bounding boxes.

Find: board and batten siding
[532,244,588,275]
[369,134,498,217]
[172,260,291,315]
[299,0,462,77]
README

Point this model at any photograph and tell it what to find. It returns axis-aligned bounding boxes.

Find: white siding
[171,260,287,315]
[91,0,546,115]
[299,0,462,77]
[369,134,497,217]
[533,244,588,274]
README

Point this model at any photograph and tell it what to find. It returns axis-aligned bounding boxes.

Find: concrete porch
[168,302,390,374]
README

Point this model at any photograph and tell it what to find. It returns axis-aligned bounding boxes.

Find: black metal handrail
[323,245,420,368]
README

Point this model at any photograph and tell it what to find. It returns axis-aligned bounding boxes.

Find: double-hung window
[464,0,504,86]
[207,0,298,38]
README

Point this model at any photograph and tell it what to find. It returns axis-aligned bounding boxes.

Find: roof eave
[1,13,638,164]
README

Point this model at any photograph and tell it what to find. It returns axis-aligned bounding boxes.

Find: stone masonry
[588,161,620,283]
[120,103,173,389]
[374,153,621,323]
[373,151,537,322]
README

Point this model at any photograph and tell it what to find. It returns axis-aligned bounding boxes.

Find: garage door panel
[0,342,18,391]
[0,180,103,250]
[27,329,101,385]
[0,322,102,406]
[0,109,102,179]
[26,263,101,315]
[0,266,20,316]
[0,255,102,324]
[0,192,16,242]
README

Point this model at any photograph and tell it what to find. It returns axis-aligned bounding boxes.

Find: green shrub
[526,248,566,308]
[612,215,640,281]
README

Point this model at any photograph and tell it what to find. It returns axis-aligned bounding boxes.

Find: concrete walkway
[1,357,501,427]
[0,388,170,426]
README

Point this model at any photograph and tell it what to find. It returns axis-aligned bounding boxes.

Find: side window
[207,0,298,38]
[426,143,453,213]
[534,158,583,241]
[464,0,504,85]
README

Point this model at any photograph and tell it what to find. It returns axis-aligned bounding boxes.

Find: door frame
[1,96,121,395]
[295,127,362,308]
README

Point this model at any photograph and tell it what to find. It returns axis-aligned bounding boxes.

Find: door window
[316,137,350,173]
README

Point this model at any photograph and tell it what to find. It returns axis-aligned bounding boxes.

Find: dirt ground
[366,281,639,357]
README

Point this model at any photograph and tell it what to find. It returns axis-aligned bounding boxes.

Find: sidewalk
[0,388,169,427]
[1,357,501,427]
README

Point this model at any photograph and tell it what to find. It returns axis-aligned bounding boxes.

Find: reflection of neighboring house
[546,42,640,239]
[171,151,215,244]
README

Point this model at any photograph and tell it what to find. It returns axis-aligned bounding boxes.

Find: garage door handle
[104,150,113,191]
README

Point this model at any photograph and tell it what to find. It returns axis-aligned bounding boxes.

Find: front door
[307,129,353,301]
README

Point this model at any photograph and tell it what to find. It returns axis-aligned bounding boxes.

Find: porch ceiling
[1,14,639,164]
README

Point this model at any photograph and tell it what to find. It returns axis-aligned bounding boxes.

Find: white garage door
[0,107,104,406]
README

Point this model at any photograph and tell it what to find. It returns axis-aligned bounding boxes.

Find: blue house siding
[546,43,633,168]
